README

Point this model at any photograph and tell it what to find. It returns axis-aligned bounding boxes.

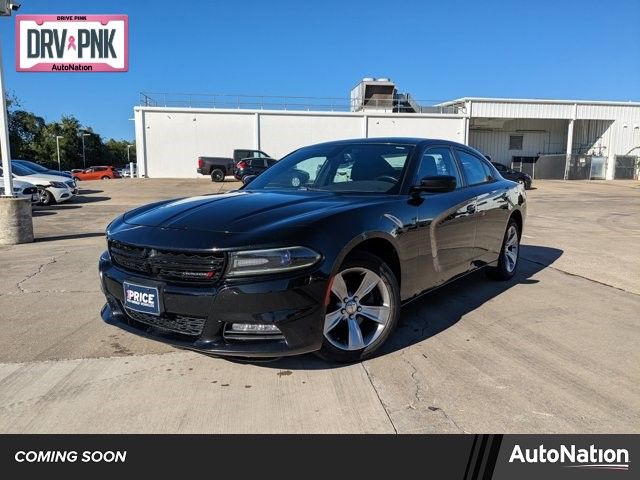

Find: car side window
[456,149,494,186]
[415,147,461,188]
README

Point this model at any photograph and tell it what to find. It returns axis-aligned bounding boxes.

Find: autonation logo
[509,444,630,471]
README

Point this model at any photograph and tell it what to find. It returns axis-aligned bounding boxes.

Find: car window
[9,163,37,176]
[415,147,462,188]
[456,149,494,186]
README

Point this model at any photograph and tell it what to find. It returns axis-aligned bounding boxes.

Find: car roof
[304,137,471,149]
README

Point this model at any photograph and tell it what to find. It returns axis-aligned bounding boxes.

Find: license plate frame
[123,281,161,316]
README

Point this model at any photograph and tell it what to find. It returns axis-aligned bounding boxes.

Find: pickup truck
[197,149,272,182]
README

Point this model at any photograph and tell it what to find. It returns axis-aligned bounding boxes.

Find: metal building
[439,97,640,180]
[134,80,640,180]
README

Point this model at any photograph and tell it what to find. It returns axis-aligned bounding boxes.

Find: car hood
[123,190,391,233]
[13,172,72,185]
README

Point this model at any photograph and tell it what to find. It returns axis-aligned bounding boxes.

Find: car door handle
[466,204,476,214]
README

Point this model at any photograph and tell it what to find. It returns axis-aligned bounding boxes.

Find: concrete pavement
[0,178,638,433]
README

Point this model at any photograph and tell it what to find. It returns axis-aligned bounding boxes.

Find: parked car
[74,166,121,181]
[1,162,75,205]
[100,138,526,363]
[12,159,74,179]
[490,161,532,189]
[197,149,272,182]
[234,157,278,181]
[0,177,40,204]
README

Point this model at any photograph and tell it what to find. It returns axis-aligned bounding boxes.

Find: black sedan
[490,161,532,189]
[100,138,526,362]
[234,157,278,181]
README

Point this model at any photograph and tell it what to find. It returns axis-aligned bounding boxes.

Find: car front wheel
[487,218,520,280]
[38,188,55,206]
[317,252,400,363]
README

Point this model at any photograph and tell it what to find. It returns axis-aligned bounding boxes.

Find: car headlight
[49,181,67,188]
[226,246,321,277]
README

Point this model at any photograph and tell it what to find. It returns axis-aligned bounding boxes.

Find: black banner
[0,435,635,479]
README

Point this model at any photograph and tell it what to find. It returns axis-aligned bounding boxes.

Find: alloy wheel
[504,225,519,272]
[324,267,392,351]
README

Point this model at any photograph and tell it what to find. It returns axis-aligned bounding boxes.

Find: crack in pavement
[360,361,398,434]
[401,350,465,433]
[14,251,69,294]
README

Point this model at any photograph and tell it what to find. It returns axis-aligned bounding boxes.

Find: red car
[73,166,121,181]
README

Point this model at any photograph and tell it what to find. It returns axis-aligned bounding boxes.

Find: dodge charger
[99,138,526,362]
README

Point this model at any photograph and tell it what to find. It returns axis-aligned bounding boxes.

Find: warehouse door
[614,156,638,179]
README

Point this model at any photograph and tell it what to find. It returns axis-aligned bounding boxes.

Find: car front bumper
[99,251,327,357]
[49,187,74,203]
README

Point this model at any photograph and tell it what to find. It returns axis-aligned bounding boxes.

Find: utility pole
[82,133,90,168]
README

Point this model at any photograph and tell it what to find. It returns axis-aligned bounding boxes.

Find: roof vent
[376,77,391,82]
[362,77,375,82]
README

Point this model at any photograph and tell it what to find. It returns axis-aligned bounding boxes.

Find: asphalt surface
[0,178,638,433]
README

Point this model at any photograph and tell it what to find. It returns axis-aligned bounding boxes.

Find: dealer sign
[16,15,128,72]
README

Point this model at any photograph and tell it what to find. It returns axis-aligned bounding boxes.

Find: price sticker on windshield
[16,15,128,72]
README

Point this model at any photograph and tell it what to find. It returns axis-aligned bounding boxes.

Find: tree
[5,93,135,170]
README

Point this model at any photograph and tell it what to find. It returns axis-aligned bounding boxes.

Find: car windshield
[16,160,48,173]
[246,143,414,194]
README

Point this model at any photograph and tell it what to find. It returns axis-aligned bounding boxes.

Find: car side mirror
[412,175,457,193]
[242,175,257,186]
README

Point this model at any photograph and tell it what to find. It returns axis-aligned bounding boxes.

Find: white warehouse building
[133,79,640,180]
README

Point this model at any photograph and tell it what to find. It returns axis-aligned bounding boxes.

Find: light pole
[0,1,33,246]
[81,133,90,168]
[0,1,21,198]
[55,135,63,171]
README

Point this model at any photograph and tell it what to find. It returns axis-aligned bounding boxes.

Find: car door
[414,146,479,290]
[455,148,511,265]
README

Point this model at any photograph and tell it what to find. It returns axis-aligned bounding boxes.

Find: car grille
[125,308,206,336]
[109,240,226,284]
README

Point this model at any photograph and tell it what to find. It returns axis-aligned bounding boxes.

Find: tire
[73,177,80,181]
[317,252,400,363]
[38,188,55,206]
[211,169,225,182]
[101,176,110,180]
[486,218,520,281]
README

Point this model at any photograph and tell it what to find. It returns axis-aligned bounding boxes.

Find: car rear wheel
[317,252,400,363]
[211,169,225,182]
[101,176,110,180]
[38,188,55,206]
[486,218,520,280]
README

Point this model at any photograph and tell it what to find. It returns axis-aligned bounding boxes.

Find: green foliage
[5,94,135,170]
